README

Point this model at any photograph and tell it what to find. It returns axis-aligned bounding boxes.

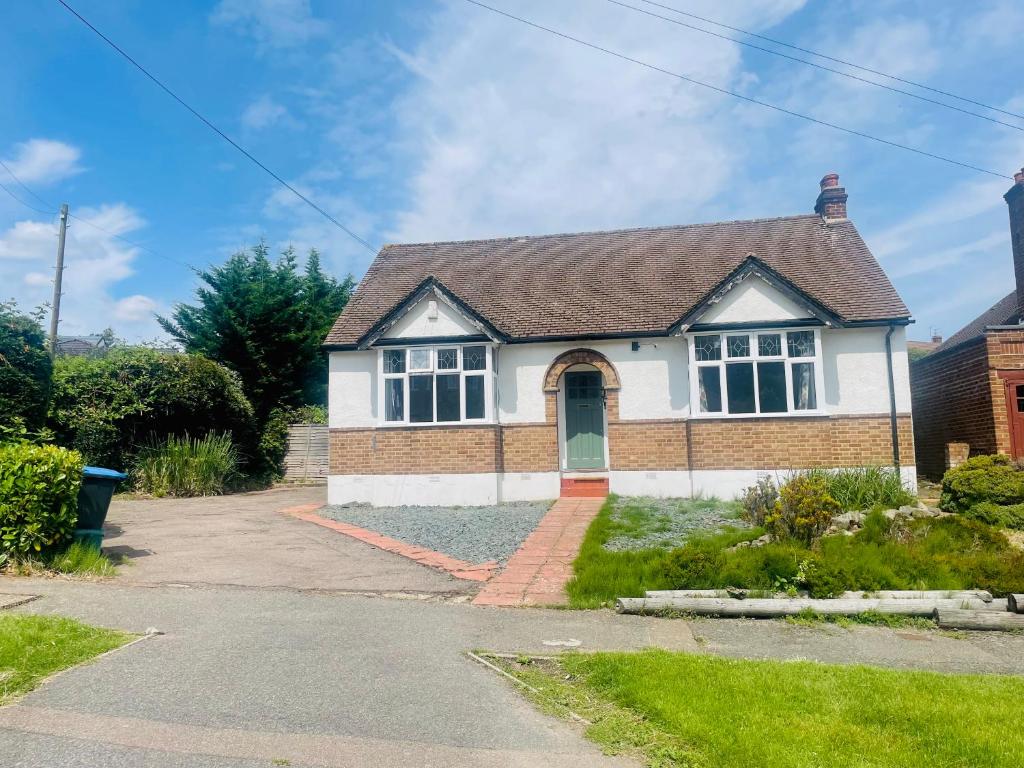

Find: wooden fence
[282,423,328,483]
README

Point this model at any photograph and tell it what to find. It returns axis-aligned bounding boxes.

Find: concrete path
[474,497,604,606]
[103,487,474,596]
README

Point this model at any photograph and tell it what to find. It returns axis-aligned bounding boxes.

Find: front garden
[566,463,1024,611]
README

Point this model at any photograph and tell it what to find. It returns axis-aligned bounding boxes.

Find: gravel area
[321,501,552,565]
[603,496,749,552]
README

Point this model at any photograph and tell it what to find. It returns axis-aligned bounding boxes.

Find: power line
[0,179,56,216]
[606,0,1024,133]
[54,0,378,254]
[636,0,1024,122]
[0,159,59,212]
[462,0,1011,180]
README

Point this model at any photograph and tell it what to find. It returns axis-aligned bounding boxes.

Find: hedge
[940,455,1024,513]
[0,443,84,556]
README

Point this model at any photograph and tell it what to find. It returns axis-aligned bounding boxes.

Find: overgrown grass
[0,614,133,704]
[495,650,1024,767]
[784,608,935,630]
[2,541,120,578]
[801,466,915,510]
[567,496,1024,607]
[132,432,238,497]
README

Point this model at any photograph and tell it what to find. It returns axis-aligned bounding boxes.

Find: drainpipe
[884,324,901,470]
[493,346,503,503]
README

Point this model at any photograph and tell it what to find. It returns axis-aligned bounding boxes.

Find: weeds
[132,432,238,497]
[800,466,915,510]
[3,541,119,578]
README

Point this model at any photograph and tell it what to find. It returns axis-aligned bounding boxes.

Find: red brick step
[560,476,609,498]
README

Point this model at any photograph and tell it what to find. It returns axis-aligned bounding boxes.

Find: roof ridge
[380,213,825,251]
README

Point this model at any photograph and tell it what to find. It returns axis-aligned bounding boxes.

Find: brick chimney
[815,172,848,222]
[1005,167,1024,318]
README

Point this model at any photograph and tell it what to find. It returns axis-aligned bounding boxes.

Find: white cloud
[1,139,82,186]
[241,95,292,131]
[0,204,166,340]
[211,0,327,49]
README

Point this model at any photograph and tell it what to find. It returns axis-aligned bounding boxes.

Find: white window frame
[378,343,494,426]
[686,327,826,418]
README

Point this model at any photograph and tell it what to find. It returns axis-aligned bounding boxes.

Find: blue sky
[1,0,1022,342]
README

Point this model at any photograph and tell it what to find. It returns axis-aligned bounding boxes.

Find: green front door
[565,371,606,470]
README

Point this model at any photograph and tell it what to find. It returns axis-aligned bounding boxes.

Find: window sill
[377,420,495,429]
[689,410,828,420]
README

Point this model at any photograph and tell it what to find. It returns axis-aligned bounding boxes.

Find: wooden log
[840,590,992,602]
[934,608,1024,631]
[616,596,996,618]
[1009,594,1024,614]
[645,590,749,599]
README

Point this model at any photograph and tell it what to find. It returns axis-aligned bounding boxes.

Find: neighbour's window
[380,345,491,424]
[691,329,820,416]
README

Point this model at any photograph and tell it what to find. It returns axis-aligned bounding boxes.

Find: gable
[381,289,480,340]
[698,275,814,325]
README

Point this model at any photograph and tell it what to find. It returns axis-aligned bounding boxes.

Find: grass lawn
[0,614,133,705]
[2,542,120,579]
[496,650,1024,768]
[566,495,1024,609]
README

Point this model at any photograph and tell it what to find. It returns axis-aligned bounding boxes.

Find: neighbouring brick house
[911,169,1024,478]
[324,173,915,505]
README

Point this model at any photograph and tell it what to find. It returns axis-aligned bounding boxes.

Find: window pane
[787,330,816,358]
[465,375,485,419]
[726,334,750,358]
[757,361,787,413]
[694,335,722,361]
[437,348,459,370]
[409,375,434,422]
[409,348,431,371]
[383,350,405,374]
[436,374,460,421]
[726,362,756,414]
[792,362,817,410]
[758,333,782,357]
[463,345,486,371]
[697,366,722,413]
[384,378,404,421]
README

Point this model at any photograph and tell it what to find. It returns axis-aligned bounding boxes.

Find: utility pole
[48,202,69,358]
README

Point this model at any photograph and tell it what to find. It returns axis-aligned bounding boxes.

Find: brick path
[472,497,605,607]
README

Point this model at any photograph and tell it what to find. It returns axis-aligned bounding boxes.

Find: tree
[0,300,52,431]
[157,243,353,423]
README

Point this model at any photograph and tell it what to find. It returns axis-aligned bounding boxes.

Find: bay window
[690,328,822,416]
[380,344,492,424]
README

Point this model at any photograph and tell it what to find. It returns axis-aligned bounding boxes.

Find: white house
[324,174,915,506]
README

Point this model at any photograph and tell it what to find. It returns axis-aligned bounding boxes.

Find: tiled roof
[932,291,1019,354]
[325,214,911,346]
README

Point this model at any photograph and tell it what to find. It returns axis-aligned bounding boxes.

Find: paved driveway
[103,486,473,596]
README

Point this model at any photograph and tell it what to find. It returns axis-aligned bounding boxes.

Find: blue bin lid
[83,466,128,480]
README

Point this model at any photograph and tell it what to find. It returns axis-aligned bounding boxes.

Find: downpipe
[884,324,901,470]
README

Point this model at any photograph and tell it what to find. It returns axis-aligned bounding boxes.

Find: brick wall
[499,424,559,472]
[608,420,687,470]
[910,337,995,479]
[330,426,500,475]
[987,329,1024,457]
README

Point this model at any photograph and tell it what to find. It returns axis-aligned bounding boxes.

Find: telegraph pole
[48,203,69,357]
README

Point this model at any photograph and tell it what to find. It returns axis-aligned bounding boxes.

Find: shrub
[800,466,914,510]
[0,442,84,556]
[741,477,778,527]
[765,475,841,544]
[132,433,238,497]
[940,455,1024,513]
[664,545,725,588]
[49,348,257,472]
[964,502,1024,530]
[0,301,51,432]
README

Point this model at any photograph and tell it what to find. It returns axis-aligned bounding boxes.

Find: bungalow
[910,169,1024,477]
[324,173,915,506]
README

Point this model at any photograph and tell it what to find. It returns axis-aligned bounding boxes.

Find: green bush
[940,455,1024,513]
[49,348,257,472]
[766,475,840,544]
[801,466,914,510]
[741,476,778,527]
[0,301,52,432]
[664,545,725,588]
[132,433,238,497]
[0,443,84,556]
[964,502,1024,530]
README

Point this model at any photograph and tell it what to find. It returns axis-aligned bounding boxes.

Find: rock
[897,505,919,518]
[751,534,772,547]
[831,511,866,530]
[882,508,900,520]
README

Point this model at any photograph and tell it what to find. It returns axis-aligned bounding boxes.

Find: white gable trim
[698,273,814,325]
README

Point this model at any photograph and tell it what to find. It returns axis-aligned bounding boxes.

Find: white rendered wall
[329,473,499,506]
[822,326,911,414]
[699,277,812,324]
[381,290,479,339]
[328,351,377,428]
[498,472,561,502]
[610,471,692,498]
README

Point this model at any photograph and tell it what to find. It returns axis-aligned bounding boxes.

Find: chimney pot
[815,172,848,222]
[931,333,942,345]
[1015,168,1024,185]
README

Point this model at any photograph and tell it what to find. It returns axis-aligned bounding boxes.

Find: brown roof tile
[932,291,1019,353]
[325,214,910,346]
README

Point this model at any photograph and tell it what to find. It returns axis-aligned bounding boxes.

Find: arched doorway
[543,349,621,472]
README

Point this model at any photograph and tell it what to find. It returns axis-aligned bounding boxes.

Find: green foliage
[941,454,1024,513]
[663,544,725,587]
[49,347,256,472]
[766,475,840,544]
[132,433,238,497]
[0,442,84,556]
[0,301,52,432]
[800,466,915,510]
[965,501,1024,530]
[157,243,354,423]
[290,404,328,424]
[27,541,118,577]
[741,476,778,526]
